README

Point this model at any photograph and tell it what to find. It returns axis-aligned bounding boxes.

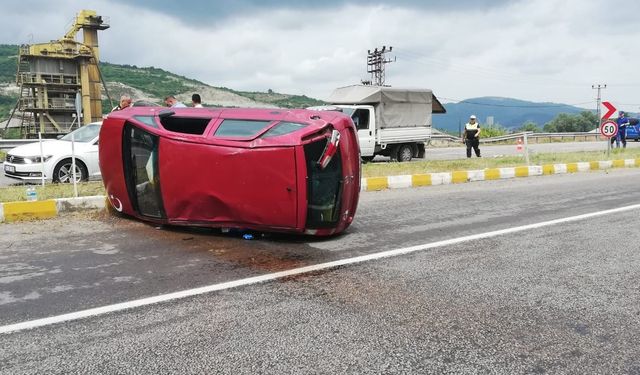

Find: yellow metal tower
[14,10,109,138]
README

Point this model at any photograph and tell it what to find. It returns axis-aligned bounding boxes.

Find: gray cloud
[2,0,640,109]
[105,0,518,24]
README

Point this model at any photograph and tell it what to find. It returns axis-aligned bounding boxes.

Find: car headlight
[24,155,53,164]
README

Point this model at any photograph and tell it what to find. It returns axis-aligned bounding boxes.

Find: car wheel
[53,159,88,183]
[361,156,374,163]
[396,144,413,162]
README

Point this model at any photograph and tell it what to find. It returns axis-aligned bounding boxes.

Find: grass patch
[362,148,640,177]
[0,181,105,203]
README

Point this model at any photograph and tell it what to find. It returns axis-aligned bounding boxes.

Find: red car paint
[99,106,360,236]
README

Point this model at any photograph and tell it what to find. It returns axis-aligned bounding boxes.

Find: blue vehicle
[625,122,640,141]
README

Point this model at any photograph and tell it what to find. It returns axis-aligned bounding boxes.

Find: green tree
[517,121,541,132]
[577,111,599,132]
[543,111,597,132]
[481,124,507,137]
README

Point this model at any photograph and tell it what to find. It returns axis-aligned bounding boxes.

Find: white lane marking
[2,203,640,335]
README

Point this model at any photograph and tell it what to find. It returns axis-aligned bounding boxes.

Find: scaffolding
[7,10,109,138]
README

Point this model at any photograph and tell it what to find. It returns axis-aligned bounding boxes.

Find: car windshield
[60,123,101,143]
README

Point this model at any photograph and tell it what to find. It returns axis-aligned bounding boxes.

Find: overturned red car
[99,106,360,236]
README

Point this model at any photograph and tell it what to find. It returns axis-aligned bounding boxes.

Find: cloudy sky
[2,0,639,110]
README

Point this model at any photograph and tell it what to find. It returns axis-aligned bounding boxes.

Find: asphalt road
[425,139,640,160]
[1,169,640,373]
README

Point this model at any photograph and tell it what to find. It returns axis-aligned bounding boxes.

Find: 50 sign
[600,121,618,138]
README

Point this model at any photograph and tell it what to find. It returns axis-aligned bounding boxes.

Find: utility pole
[592,84,606,131]
[365,46,395,86]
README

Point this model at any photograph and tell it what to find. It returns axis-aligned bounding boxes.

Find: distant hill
[0,44,325,122]
[0,43,595,131]
[434,97,592,133]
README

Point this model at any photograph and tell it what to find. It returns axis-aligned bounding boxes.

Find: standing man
[164,95,187,108]
[111,95,132,112]
[191,94,203,108]
[612,110,629,148]
[463,115,481,158]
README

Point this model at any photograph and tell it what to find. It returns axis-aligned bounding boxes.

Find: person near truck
[612,110,629,148]
[463,115,481,158]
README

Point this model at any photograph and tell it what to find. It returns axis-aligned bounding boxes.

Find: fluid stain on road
[104,211,321,273]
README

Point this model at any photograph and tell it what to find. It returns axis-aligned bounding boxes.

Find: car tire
[53,158,88,183]
[396,144,413,162]
[361,156,374,163]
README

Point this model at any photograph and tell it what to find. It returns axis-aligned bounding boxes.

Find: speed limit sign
[600,120,618,138]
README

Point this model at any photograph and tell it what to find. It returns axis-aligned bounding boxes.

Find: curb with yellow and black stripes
[1,158,639,223]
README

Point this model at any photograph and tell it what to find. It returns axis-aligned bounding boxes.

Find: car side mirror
[56,134,64,140]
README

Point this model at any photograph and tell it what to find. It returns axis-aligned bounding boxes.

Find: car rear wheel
[396,144,413,162]
[361,156,374,163]
[53,159,88,183]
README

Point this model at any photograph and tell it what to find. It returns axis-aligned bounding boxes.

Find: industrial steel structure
[8,10,109,138]
[363,46,395,87]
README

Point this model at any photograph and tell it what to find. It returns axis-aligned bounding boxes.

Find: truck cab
[325,85,446,162]
[330,105,376,160]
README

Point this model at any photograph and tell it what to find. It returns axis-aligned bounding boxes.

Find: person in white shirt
[192,93,203,108]
[164,95,187,108]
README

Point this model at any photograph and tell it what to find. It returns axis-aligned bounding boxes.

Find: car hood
[8,140,92,158]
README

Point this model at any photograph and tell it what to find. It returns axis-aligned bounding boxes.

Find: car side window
[214,119,272,138]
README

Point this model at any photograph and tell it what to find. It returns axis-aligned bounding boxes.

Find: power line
[394,47,589,88]
[438,97,593,109]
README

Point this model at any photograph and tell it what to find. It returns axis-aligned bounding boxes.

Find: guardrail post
[524,132,530,165]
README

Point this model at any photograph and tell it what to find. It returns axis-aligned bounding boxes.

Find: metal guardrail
[18,72,79,86]
[19,97,77,110]
[480,131,601,144]
[430,133,460,142]
[432,131,602,144]
[0,140,37,151]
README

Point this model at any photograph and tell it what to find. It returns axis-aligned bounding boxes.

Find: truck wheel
[396,144,413,162]
[361,156,374,163]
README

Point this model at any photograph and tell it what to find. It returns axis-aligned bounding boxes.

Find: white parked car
[4,122,101,183]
